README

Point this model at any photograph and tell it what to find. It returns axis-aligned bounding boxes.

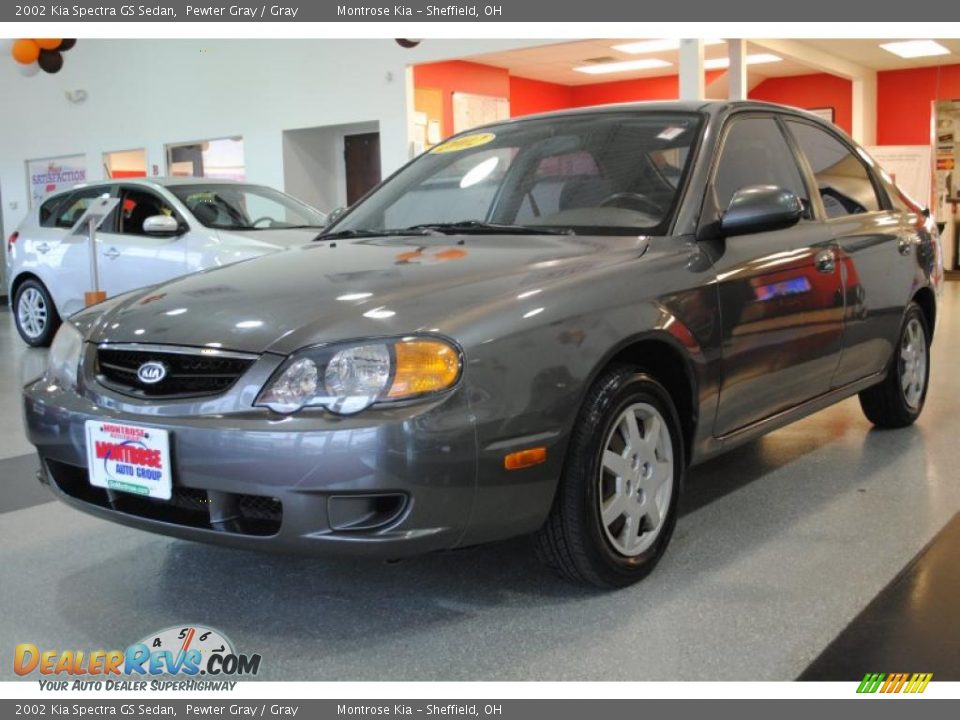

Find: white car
[5,178,327,346]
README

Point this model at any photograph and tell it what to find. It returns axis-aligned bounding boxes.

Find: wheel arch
[582,331,700,468]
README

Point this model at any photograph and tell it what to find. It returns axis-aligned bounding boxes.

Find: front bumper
[23,376,480,558]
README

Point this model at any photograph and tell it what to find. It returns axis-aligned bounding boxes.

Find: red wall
[749,73,853,134]
[877,64,960,145]
[413,61,511,137]
[509,76,574,117]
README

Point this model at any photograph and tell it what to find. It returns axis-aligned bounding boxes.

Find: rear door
[783,119,913,387]
[95,185,189,297]
[39,185,115,317]
[706,114,845,436]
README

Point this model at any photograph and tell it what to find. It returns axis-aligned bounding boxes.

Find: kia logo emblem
[137,361,168,385]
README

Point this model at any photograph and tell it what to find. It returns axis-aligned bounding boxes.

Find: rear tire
[858,302,929,428]
[13,278,61,347]
[536,366,684,589]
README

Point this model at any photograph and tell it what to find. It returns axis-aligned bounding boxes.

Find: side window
[52,187,112,229]
[39,195,67,227]
[786,121,881,219]
[118,188,176,235]
[714,117,810,215]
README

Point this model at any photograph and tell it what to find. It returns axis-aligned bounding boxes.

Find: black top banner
[0,0,952,22]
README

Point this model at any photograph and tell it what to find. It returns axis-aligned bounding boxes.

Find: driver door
[706,114,845,437]
[95,186,189,297]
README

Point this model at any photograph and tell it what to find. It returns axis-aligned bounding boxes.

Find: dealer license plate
[84,420,172,500]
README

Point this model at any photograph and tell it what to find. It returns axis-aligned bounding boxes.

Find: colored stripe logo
[857,673,933,694]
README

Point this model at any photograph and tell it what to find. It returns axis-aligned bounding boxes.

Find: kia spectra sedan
[6,178,327,346]
[23,101,942,588]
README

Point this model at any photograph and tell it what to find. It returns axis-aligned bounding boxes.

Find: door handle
[35,242,50,254]
[814,248,836,274]
[898,235,917,256]
[103,247,121,260]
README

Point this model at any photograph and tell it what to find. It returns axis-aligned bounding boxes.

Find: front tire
[536,367,684,588]
[858,302,930,428]
[14,279,61,347]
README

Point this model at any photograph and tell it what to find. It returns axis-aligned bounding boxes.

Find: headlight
[46,322,84,388]
[256,337,462,415]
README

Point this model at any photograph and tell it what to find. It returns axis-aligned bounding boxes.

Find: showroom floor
[1,287,959,682]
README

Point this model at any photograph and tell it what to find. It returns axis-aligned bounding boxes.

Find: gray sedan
[23,101,942,587]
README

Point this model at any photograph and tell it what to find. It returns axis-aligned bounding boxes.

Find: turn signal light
[387,339,461,399]
[504,447,547,470]
[7,231,18,253]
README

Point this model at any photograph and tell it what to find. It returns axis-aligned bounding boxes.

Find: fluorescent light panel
[574,58,673,75]
[880,40,950,59]
[612,38,724,54]
[703,53,782,70]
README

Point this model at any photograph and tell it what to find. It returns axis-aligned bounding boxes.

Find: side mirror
[142,215,182,236]
[325,206,347,227]
[720,185,803,237]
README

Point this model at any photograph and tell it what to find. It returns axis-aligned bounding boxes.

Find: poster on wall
[26,154,88,207]
[452,92,510,134]
[866,145,933,211]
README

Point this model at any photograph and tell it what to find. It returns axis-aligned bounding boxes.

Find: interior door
[344,133,382,206]
[706,115,845,436]
[784,119,915,387]
[95,186,189,298]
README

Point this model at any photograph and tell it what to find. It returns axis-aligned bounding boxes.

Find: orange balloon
[34,39,62,51]
[11,39,40,65]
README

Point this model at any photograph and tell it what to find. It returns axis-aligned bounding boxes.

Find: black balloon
[57,39,76,51]
[38,50,63,74]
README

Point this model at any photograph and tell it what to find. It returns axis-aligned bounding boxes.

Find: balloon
[17,62,40,77]
[12,39,40,65]
[38,49,63,74]
[57,39,76,51]
[35,39,62,50]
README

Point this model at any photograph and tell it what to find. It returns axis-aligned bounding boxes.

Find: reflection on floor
[1,285,959,681]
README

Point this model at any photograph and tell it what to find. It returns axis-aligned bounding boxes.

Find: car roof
[473,99,841,134]
[39,176,254,203]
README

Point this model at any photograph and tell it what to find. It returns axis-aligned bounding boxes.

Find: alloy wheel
[17,287,48,340]
[598,402,674,557]
[900,316,927,410]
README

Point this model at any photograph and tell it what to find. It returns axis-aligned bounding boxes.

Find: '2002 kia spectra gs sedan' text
[24,101,942,588]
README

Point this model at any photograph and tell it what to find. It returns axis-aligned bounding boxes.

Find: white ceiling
[467,39,960,87]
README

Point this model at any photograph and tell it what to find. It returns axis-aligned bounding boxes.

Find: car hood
[86,234,650,355]
[216,226,321,249]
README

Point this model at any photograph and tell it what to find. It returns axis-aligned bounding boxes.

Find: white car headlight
[256,337,461,415]
[46,322,84,388]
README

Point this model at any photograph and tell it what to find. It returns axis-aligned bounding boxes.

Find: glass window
[714,117,810,214]
[39,195,66,227]
[117,188,177,235]
[52,186,112,229]
[786,121,881,218]
[169,184,327,231]
[104,149,147,179]
[333,112,704,236]
[166,137,245,181]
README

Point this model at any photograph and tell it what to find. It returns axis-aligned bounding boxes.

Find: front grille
[46,459,282,537]
[96,346,256,399]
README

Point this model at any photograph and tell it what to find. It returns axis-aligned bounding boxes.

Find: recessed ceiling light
[703,53,782,70]
[612,39,724,54]
[573,58,673,75]
[880,40,950,59]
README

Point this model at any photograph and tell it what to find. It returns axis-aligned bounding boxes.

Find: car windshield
[330,111,703,237]
[170,184,327,231]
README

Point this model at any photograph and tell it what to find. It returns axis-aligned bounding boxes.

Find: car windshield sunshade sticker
[431,132,496,154]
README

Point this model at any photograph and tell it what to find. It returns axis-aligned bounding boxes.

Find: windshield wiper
[403,221,574,236]
[313,227,442,241]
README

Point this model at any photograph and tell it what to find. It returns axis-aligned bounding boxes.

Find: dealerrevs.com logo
[14,625,261,691]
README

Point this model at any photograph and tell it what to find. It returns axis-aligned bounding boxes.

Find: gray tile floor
[1,286,959,681]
